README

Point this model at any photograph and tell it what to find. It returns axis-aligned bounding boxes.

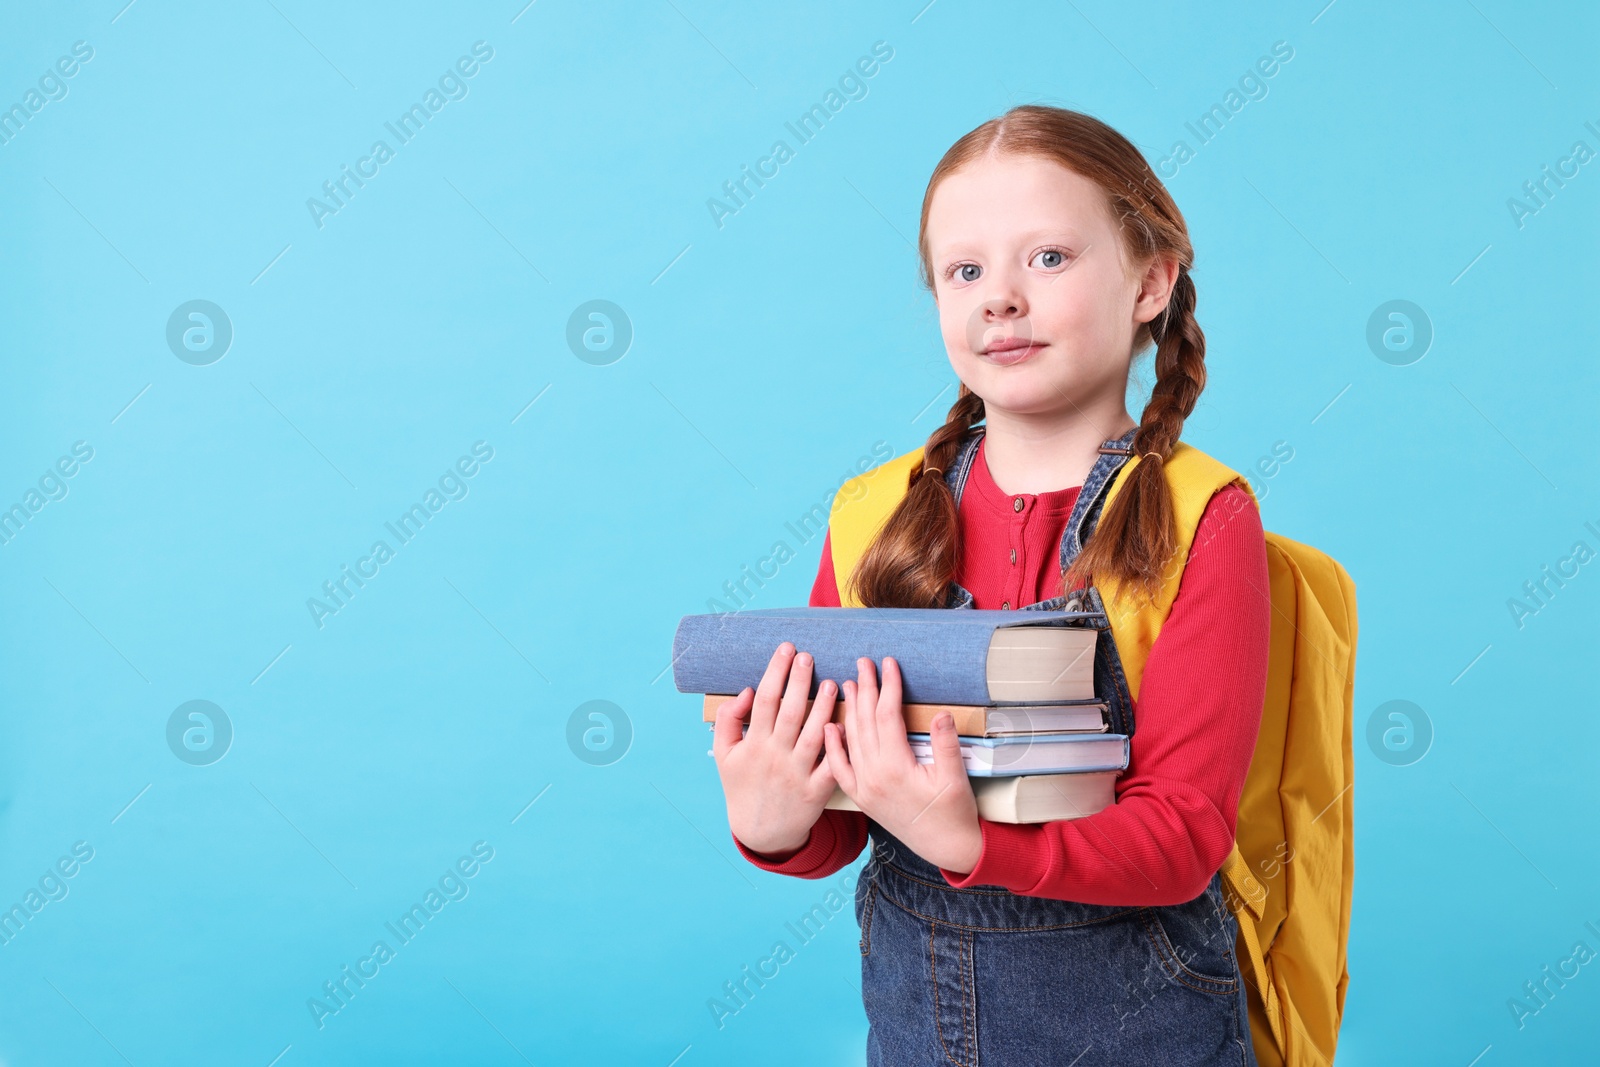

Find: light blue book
[723,723,1129,777]
[673,606,1102,706]
[902,731,1130,776]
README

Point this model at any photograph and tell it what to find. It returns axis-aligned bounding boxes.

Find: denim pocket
[856,878,879,957]
[1137,882,1240,996]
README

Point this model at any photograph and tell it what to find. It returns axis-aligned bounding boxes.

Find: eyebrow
[931,229,1089,258]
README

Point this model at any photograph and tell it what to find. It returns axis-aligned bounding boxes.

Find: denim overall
[854,426,1258,1066]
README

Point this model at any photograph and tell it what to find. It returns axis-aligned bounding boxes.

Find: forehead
[926,151,1113,253]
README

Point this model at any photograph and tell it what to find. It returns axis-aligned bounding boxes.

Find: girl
[710,105,1270,1066]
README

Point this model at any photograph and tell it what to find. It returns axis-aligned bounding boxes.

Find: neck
[979,406,1138,496]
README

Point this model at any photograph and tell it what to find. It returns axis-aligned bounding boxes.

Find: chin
[966,368,1070,414]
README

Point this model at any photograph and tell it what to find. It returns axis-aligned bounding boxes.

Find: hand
[822,656,983,875]
[711,641,839,857]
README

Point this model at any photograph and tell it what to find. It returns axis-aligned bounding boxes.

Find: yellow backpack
[828,438,1357,1067]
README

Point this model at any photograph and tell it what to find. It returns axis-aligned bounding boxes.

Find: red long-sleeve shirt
[729,434,1271,906]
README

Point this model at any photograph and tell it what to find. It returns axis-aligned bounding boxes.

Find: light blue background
[2,1,1596,1063]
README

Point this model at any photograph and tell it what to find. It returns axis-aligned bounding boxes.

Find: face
[925,150,1172,420]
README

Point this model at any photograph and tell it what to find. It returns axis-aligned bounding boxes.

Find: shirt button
[1010,549,1017,564]
[1001,601,1010,609]
[1013,497,1024,512]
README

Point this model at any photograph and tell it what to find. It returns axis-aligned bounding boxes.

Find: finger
[710,687,754,761]
[878,656,906,739]
[855,656,881,760]
[771,649,815,746]
[807,741,838,795]
[747,642,795,740]
[796,677,838,756]
[929,711,969,789]
[840,677,862,765]
[874,657,917,770]
[823,722,856,796]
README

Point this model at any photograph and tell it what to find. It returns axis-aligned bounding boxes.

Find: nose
[977,265,1029,321]
[965,274,1031,352]
[981,298,1023,321]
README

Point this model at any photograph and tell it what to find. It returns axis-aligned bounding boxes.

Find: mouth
[981,338,1046,365]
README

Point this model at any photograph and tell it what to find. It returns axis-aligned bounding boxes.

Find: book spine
[672,613,1002,705]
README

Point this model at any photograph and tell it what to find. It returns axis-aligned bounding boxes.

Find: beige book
[823,771,1118,823]
[700,692,1106,737]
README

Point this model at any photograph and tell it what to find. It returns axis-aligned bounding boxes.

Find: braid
[1064,266,1206,605]
[848,385,985,608]
[1135,266,1204,461]
[919,385,985,481]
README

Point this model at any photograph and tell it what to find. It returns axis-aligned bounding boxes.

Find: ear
[1131,256,1181,329]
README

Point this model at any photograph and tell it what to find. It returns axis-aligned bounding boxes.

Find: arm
[937,484,1271,906]
[731,529,871,878]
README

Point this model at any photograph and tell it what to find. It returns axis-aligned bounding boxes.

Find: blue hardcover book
[673,606,1102,706]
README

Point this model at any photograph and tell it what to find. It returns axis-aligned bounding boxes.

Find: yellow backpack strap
[1095,442,1257,703]
[830,446,925,608]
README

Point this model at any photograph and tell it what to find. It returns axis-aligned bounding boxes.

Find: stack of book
[672,607,1129,823]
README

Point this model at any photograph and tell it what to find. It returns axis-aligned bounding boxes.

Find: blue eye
[1033,249,1068,269]
[951,263,981,283]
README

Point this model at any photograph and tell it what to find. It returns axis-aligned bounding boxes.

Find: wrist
[739,826,811,860]
[947,820,984,875]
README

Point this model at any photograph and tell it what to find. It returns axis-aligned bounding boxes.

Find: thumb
[930,713,967,786]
